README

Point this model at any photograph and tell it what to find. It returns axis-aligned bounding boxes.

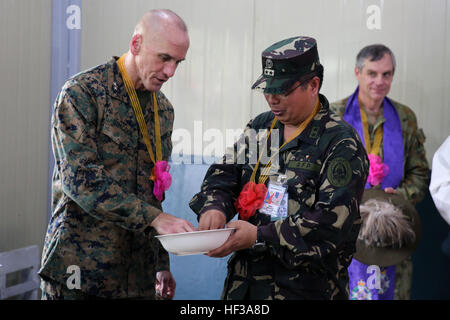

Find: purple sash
[344,86,404,300]
[343,86,404,189]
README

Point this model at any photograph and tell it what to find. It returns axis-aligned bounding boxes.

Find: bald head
[134,9,188,41]
[127,9,189,92]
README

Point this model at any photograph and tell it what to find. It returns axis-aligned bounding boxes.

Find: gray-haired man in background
[330,44,429,300]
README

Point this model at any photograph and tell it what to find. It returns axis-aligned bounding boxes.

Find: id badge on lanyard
[259,174,288,221]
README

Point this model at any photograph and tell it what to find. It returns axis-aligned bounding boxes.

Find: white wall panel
[0,0,51,252]
[80,0,450,164]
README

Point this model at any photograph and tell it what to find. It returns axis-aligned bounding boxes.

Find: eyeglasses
[265,77,313,99]
[282,82,304,98]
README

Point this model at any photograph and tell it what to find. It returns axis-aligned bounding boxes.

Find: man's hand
[151,212,196,235]
[198,209,227,231]
[155,270,176,299]
[384,187,397,194]
[206,220,257,258]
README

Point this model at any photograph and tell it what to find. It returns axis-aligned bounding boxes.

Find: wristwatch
[252,228,266,251]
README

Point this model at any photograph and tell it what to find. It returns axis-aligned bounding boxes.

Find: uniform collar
[277,94,329,152]
[106,56,130,104]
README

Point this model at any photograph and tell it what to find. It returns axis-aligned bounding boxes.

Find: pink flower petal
[367,154,389,186]
[152,161,172,201]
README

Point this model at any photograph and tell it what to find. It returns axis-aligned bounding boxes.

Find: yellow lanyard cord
[251,98,321,185]
[152,92,162,161]
[359,97,383,156]
[250,118,277,184]
[117,54,162,164]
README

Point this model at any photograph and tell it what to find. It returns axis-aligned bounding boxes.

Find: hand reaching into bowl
[198,209,227,230]
[151,212,196,235]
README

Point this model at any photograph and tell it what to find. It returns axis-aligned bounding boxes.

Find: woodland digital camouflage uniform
[39,57,173,299]
[330,97,429,300]
[190,94,370,300]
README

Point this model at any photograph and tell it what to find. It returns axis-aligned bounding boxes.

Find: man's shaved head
[134,9,188,41]
[126,9,189,92]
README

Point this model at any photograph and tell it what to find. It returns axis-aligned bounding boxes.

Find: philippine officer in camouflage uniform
[329,44,429,300]
[189,37,369,300]
[39,9,195,299]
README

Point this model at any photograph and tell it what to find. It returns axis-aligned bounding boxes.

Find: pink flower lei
[367,154,389,186]
[150,160,172,201]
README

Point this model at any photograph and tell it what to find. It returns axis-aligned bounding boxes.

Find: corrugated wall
[1,0,449,255]
[0,0,51,253]
[81,0,450,163]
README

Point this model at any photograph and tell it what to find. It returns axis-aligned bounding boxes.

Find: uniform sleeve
[395,111,430,205]
[52,81,163,234]
[258,136,369,268]
[429,136,450,225]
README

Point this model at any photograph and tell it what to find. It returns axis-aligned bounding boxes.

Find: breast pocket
[284,158,322,211]
[100,121,138,155]
[97,111,139,178]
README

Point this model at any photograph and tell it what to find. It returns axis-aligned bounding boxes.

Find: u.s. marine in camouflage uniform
[189,37,369,300]
[329,44,429,300]
[39,10,194,299]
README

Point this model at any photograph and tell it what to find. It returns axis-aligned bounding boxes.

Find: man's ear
[130,34,142,55]
[354,66,361,78]
[309,76,320,95]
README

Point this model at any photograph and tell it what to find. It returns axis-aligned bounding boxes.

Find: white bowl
[155,228,235,256]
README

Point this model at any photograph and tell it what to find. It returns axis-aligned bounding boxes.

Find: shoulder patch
[327,157,352,187]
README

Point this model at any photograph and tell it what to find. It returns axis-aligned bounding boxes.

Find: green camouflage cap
[251,36,321,94]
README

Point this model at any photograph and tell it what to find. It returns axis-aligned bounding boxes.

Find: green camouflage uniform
[330,97,429,205]
[39,57,173,299]
[330,97,430,300]
[190,94,370,300]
